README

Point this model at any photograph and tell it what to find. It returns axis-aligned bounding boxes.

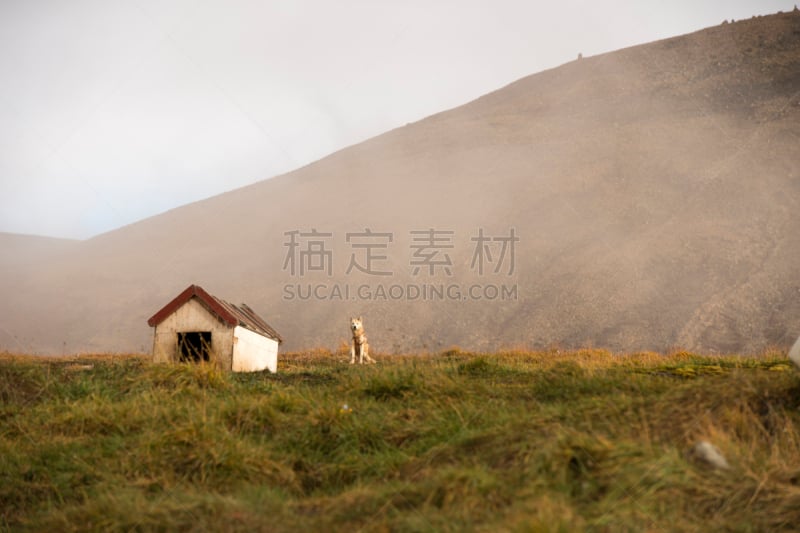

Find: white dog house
[147,284,282,373]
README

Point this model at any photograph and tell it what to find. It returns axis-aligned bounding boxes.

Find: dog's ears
[359,316,363,321]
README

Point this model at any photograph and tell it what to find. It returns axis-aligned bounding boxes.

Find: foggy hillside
[2,11,799,355]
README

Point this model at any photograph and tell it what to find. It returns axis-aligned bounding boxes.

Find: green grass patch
[1,351,799,531]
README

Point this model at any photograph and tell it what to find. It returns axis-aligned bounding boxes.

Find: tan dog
[349,317,375,364]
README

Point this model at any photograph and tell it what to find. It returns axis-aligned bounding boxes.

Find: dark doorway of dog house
[178,331,212,363]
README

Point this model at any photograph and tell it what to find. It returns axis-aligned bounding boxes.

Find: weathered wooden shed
[147,284,282,373]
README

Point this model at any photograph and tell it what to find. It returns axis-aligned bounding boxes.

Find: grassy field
[1,349,799,532]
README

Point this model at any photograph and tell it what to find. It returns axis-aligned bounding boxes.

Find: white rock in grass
[789,335,800,370]
[690,441,730,470]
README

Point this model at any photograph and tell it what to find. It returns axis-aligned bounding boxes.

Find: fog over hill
[2,11,799,355]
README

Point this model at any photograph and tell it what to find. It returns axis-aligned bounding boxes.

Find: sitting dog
[349,317,376,364]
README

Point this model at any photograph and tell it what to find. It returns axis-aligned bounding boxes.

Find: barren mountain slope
[2,11,799,354]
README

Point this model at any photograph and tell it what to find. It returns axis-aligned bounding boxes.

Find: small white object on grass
[690,441,730,470]
[789,335,800,370]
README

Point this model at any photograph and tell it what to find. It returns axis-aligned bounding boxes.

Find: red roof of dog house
[147,284,282,343]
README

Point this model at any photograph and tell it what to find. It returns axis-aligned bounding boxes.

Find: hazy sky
[0,0,792,240]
